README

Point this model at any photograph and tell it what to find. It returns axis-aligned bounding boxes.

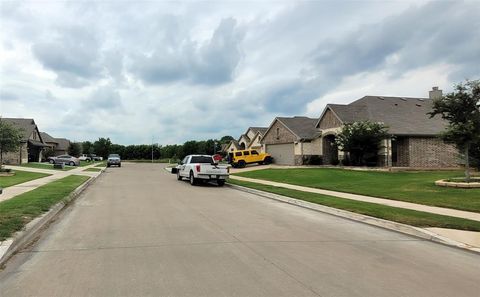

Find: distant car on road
[171,155,229,186]
[107,154,121,167]
[49,155,80,166]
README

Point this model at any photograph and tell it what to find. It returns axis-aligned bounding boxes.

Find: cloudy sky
[1,0,479,145]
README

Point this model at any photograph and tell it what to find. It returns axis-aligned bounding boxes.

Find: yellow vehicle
[228,149,273,168]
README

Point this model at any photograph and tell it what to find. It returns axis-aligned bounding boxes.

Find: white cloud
[0,0,478,145]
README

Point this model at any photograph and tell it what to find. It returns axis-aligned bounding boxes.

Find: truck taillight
[196,165,201,172]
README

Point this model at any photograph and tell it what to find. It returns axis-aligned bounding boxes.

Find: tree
[93,137,112,159]
[219,135,234,144]
[0,119,23,168]
[429,79,480,182]
[68,142,82,157]
[43,147,55,159]
[335,121,390,166]
[82,141,94,155]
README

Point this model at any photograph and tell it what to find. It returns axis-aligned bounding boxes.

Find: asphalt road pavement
[1,163,479,296]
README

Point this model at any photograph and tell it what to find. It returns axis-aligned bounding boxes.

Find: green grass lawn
[0,175,89,241]
[20,162,75,171]
[79,160,104,167]
[83,167,102,172]
[234,168,480,213]
[0,170,50,188]
[94,161,107,167]
[229,179,480,232]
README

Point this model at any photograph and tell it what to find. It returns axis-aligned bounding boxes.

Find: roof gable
[1,118,38,141]
[316,96,448,136]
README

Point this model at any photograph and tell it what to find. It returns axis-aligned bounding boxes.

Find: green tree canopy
[335,121,389,166]
[429,79,480,181]
[93,137,112,159]
[68,142,82,157]
[0,119,23,168]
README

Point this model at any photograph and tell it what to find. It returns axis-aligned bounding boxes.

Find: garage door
[266,143,295,165]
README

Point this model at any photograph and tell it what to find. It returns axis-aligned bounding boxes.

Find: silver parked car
[107,154,121,167]
[51,155,80,166]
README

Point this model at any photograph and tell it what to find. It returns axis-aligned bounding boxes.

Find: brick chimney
[429,86,442,99]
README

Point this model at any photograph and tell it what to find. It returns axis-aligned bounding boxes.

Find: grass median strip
[228,179,480,232]
[0,170,50,188]
[0,175,90,241]
[234,168,480,213]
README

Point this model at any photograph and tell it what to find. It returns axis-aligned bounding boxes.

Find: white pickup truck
[171,155,229,186]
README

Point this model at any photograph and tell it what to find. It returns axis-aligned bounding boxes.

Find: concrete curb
[227,183,480,255]
[0,168,106,267]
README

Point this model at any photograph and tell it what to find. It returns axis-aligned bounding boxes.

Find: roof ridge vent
[400,97,407,101]
[378,96,385,100]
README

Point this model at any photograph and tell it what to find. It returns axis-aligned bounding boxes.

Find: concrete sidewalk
[1,164,103,202]
[230,175,480,222]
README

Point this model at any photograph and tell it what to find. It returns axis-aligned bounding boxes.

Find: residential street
[0,163,479,297]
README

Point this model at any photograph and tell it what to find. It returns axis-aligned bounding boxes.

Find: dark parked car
[107,154,121,167]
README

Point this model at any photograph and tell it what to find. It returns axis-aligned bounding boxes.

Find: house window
[276,128,280,140]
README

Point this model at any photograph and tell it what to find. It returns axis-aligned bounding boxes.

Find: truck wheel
[264,157,272,165]
[69,161,75,166]
[49,159,55,164]
[189,171,197,186]
[177,171,182,180]
[217,180,225,187]
[238,160,246,168]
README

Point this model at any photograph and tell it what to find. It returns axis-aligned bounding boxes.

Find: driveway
[0,163,479,296]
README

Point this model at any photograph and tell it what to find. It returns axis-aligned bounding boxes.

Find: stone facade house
[224,140,241,153]
[316,88,459,168]
[1,118,48,165]
[245,127,268,152]
[262,116,321,165]
[40,132,71,156]
[234,127,269,152]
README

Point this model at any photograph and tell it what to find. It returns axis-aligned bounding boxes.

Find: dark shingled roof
[1,118,40,141]
[249,127,268,136]
[321,96,448,136]
[277,116,320,140]
[40,132,58,144]
[55,138,71,151]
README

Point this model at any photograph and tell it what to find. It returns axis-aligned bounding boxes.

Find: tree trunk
[465,144,471,183]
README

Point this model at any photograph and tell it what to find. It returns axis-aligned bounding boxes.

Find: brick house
[262,116,321,165]
[233,127,268,152]
[40,132,71,156]
[245,127,268,152]
[316,87,459,168]
[1,118,48,165]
